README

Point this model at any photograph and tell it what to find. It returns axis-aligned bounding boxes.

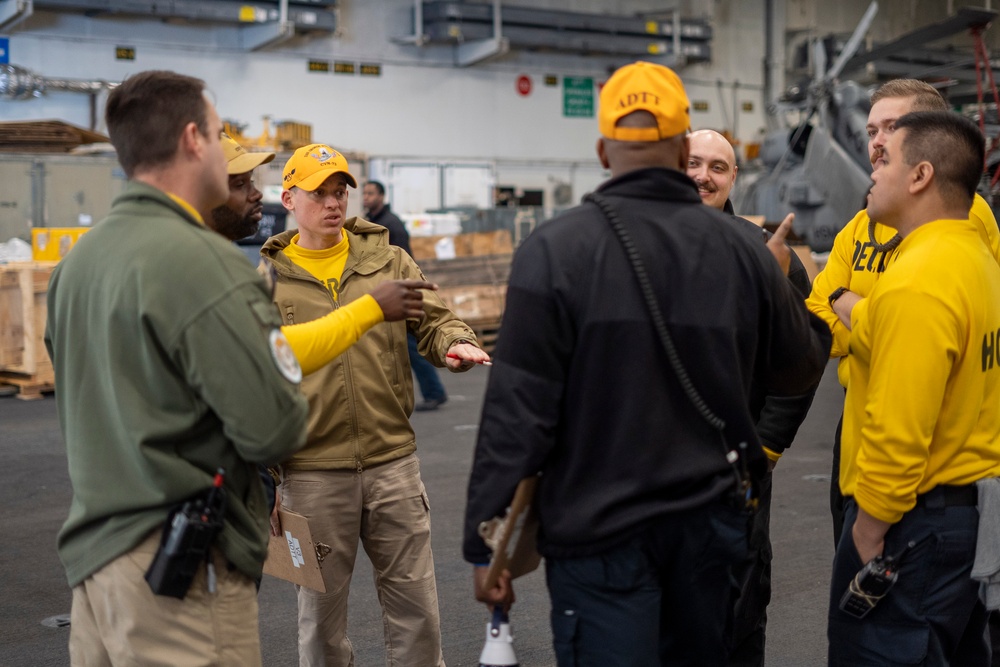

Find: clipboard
[262,509,326,593]
[478,476,542,590]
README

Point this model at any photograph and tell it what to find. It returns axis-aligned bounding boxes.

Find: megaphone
[478,607,519,667]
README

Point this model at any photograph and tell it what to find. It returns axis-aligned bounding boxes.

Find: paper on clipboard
[478,476,542,591]
[262,509,326,593]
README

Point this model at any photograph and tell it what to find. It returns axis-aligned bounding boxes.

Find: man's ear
[908,161,934,196]
[280,188,295,211]
[596,138,610,169]
[676,135,690,172]
[732,164,739,187]
[178,121,203,160]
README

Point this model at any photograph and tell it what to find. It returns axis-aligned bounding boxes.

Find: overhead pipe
[0,64,114,99]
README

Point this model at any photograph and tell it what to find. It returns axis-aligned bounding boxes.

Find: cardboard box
[31,228,89,261]
[438,284,506,323]
[411,229,513,261]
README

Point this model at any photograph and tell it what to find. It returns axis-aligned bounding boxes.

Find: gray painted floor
[0,359,842,666]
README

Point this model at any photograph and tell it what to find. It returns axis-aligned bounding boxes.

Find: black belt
[915,484,978,508]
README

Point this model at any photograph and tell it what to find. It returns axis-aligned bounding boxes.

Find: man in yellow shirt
[208,134,437,534]
[805,79,1000,545]
[209,134,435,376]
[262,144,489,666]
[828,111,1000,665]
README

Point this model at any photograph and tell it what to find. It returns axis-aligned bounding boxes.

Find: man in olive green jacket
[261,143,489,667]
[45,70,309,666]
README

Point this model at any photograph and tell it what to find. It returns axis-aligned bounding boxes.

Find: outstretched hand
[370,280,437,321]
[766,213,795,276]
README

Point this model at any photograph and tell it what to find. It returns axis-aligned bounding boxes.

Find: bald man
[688,128,816,667]
[688,129,740,212]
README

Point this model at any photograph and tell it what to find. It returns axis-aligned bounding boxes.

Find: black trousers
[831,416,1000,664]
[545,499,749,667]
[728,472,773,667]
[828,496,985,666]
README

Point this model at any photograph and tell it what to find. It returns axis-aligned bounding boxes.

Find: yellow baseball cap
[282,143,358,191]
[599,61,690,142]
[221,133,275,175]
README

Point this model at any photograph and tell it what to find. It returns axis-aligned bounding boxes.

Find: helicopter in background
[735,2,998,252]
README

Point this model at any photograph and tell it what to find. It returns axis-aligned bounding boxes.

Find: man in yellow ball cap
[464,61,831,665]
[259,143,490,666]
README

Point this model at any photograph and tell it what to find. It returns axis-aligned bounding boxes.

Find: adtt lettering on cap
[598,61,690,142]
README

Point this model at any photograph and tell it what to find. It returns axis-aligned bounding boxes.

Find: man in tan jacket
[261,144,489,667]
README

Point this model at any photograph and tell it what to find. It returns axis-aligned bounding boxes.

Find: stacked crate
[414,230,514,353]
[0,262,57,399]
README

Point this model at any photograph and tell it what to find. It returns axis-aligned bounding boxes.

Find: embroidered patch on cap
[269,329,302,384]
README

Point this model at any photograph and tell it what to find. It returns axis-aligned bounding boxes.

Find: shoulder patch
[269,329,303,384]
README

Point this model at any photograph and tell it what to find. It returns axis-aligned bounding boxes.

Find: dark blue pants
[545,500,749,667]
[729,472,773,667]
[407,333,446,402]
[828,496,985,666]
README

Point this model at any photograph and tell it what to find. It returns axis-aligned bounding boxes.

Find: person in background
[687,128,817,667]
[44,69,309,666]
[263,144,490,666]
[465,61,831,666]
[364,179,449,411]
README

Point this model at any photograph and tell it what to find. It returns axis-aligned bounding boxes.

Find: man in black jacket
[464,61,832,666]
[688,128,817,667]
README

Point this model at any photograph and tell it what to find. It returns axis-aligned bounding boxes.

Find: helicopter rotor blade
[827,1,879,82]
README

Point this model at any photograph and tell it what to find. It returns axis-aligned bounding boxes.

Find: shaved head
[686,129,738,210]
[596,110,689,178]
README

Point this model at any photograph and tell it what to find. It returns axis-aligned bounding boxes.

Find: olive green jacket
[260,217,477,471]
[46,181,308,586]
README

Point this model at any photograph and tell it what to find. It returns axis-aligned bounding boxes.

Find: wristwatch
[828,286,849,307]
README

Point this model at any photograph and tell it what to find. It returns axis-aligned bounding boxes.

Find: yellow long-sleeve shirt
[279,234,384,376]
[807,194,1000,389]
[842,218,1000,524]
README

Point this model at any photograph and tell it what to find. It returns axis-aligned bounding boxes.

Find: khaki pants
[282,454,445,667]
[69,530,262,667]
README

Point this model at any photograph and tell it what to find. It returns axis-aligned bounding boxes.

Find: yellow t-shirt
[841,218,1000,523]
[807,194,1000,389]
[280,234,383,376]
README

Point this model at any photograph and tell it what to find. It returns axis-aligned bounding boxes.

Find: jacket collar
[115,180,203,227]
[596,167,703,204]
[261,217,392,276]
[723,198,736,215]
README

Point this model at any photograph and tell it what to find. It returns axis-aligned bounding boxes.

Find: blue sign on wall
[0,38,9,65]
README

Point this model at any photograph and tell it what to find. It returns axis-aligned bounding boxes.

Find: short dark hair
[870,79,947,112]
[105,70,210,178]
[894,111,984,205]
[366,180,386,196]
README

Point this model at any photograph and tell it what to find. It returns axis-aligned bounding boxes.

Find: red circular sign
[516,75,532,96]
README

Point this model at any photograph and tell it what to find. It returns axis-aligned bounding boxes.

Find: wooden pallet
[0,372,55,401]
[467,320,501,354]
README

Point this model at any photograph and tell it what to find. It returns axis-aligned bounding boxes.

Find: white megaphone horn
[478,607,519,667]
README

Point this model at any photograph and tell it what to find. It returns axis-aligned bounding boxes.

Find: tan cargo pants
[69,530,262,667]
[281,454,445,667]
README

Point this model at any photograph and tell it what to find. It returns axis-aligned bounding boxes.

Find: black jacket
[723,198,818,457]
[463,168,831,562]
[367,204,412,257]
